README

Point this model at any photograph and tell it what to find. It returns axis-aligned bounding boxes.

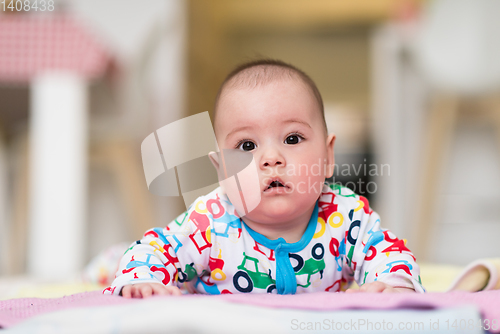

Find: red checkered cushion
[0,15,111,83]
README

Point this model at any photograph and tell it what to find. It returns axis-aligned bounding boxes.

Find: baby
[104,59,424,298]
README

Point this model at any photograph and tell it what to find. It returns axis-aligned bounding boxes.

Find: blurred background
[1,0,500,287]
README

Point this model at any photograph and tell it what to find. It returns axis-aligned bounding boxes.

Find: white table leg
[28,73,88,280]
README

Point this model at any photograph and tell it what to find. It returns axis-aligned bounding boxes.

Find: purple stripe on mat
[1,290,499,332]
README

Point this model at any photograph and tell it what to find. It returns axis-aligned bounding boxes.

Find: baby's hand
[345,281,415,293]
[121,283,182,298]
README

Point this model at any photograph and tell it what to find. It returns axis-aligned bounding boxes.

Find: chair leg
[112,142,155,237]
[91,141,155,239]
[0,126,9,274]
[415,94,459,261]
[482,95,500,162]
[10,133,30,274]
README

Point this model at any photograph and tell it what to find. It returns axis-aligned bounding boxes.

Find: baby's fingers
[345,288,360,293]
[150,284,169,296]
[131,285,143,298]
[121,284,181,298]
[149,284,182,296]
[121,285,132,298]
[140,285,153,298]
[359,282,386,293]
[164,286,182,296]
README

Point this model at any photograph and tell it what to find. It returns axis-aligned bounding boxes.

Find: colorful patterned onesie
[104,183,425,295]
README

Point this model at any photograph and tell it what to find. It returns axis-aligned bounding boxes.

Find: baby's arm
[340,195,424,293]
[104,232,182,297]
[104,211,212,298]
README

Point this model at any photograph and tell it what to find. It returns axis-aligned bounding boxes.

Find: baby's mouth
[264,178,290,192]
[268,180,285,189]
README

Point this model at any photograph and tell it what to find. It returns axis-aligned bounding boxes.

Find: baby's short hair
[213,59,327,134]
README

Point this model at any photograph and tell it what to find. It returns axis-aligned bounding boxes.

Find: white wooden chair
[413,0,500,259]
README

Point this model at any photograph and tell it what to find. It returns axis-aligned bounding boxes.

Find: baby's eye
[285,134,303,145]
[237,141,256,151]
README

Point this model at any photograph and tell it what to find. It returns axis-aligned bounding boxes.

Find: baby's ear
[208,151,220,171]
[326,133,336,178]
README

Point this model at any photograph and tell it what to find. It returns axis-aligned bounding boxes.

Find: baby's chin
[246,196,312,223]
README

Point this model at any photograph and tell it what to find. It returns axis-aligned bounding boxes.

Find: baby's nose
[263,159,283,167]
[260,149,285,168]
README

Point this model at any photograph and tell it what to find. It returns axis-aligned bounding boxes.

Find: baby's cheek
[219,152,262,216]
[293,173,325,196]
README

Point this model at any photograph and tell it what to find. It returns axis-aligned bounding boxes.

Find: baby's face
[214,79,335,224]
